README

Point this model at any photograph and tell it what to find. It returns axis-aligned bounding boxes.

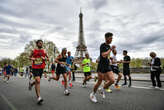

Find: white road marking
[0,93,18,110]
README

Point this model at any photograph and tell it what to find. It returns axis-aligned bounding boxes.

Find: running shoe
[48,77,51,82]
[115,84,121,89]
[37,97,43,105]
[64,89,70,96]
[105,88,112,93]
[98,88,106,98]
[82,83,87,88]
[155,86,160,89]
[90,92,97,103]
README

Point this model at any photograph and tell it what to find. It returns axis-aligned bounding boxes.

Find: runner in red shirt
[28,40,49,105]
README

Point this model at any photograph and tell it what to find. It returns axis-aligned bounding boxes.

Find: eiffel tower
[74,10,88,63]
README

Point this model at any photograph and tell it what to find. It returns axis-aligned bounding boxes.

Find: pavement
[0,75,164,110]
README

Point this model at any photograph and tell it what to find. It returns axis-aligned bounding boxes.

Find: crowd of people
[0,32,163,104]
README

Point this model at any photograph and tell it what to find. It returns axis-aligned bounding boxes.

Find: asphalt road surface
[0,76,164,110]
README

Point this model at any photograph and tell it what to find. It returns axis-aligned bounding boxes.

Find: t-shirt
[32,49,46,69]
[66,56,74,65]
[111,55,117,66]
[82,58,91,72]
[99,43,111,65]
[123,55,131,69]
[4,65,12,73]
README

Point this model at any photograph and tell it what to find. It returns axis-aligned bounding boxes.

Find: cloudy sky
[0,0,164,61]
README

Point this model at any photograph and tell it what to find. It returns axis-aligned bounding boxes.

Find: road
[0,76,164,110]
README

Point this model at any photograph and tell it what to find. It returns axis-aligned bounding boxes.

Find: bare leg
[93,73,103,93]
[103,71,115,89]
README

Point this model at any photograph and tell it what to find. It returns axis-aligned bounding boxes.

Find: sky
[0,0,164,61]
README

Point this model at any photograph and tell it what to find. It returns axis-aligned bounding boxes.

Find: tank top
[57,55,67,67]
[32,49,46,69]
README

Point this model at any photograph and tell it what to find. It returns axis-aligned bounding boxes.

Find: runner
[72,62,77,81]
[3,63,12,83]
[110,49,122,89]
[29,40,49,104]
[96,56,112,93]
[90,32,115,103]
[50,62,56,77]
[29,65,33,80]
[48,48,70,95]
[25,66,29,78]
[121,50,131,87]
[66,51,74,88]
[82,53,92,88]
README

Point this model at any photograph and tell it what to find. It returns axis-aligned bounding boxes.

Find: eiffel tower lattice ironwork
[74,10,88,62]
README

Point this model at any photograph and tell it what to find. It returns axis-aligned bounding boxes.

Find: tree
[13,40,59,70]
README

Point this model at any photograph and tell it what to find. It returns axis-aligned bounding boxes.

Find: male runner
[90,32,115,103]
[66,51,74,88]
[29,40,49,104]
[82,53,92,87]
[110,49,122,89]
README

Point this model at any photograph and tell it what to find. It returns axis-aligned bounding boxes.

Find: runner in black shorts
[90,32,116,103]
[82,53,92,87]
[29,40,49,104]
[121,50,131,87]
[48,48,70,95]
[110,49,122,89]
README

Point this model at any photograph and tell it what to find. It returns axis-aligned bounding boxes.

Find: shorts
[66,66,71,72]
[56,66,67,76]
[84,72,91,77]
[51,70,55,74]
[97,63,113,73]
[111,65,120,75]
[123,68,130,75]
[32,68,43,78]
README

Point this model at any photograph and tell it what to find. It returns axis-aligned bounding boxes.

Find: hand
[31,58,35,61]
[41,56,45,60]
[111,45,116,50]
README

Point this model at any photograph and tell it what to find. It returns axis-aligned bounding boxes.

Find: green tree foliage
[0,40,59,69]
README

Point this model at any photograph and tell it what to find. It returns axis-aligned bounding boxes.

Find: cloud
[0,0,164,60]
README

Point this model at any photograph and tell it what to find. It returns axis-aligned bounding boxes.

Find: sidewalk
[74,73,164,82]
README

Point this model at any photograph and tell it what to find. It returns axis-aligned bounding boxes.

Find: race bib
[35,58,42,65]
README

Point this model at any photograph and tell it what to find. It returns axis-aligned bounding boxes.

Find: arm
[82,60,86,66]
[29,51,35,61]
[55,55,64,65]
[101,45,115,58]
[101,49,112,58]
